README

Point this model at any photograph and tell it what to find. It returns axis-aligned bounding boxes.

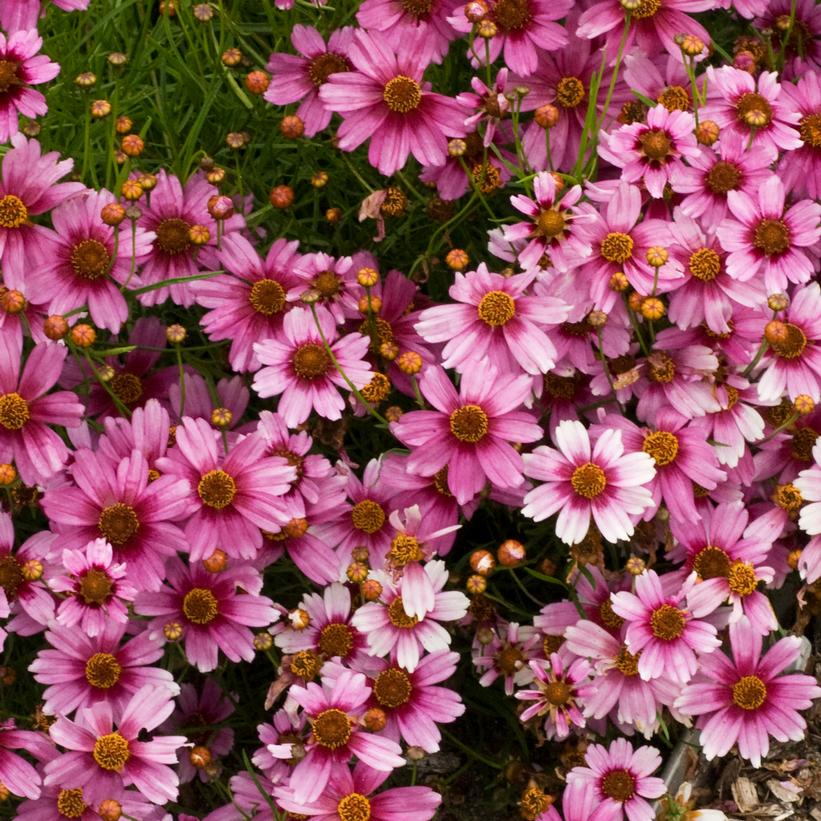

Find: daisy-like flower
[319,28,466,176]
[269,669,405,804]
[290,252,358,324]
[41,448,191,592]
[456,68,511,148]
[253,306,372,428]
[352,560,469,672]
[522,420,656,545]
[156,417,296,561]
[566,738,666,821]
[50,537,137,637]
[0,29,59,144]
[600,105,699,199]
[1,0,89,32]
[703,67,802,155]
[392,365,540,505]
[473,621,540,695]
[676,617,821,767]
[516,651,592,741]
[717,175,820,294]
[449,0,571,76]
[135,557,277,672]
[0,719,52,800]
[0,135,84,285]
[0,334,84,486]
[17,785,162,821]
[275,761,441,821]
[756,283,821,403]
[414,265,568,376]
[45,685,185,805]
[780,72,821,201]
[503,172,591,272]
[796,439,821,541]
[194,234,302,373]
[611,569,720,683]
[756,0,821,80]
[29,621,175,716]
[265,25,354,138]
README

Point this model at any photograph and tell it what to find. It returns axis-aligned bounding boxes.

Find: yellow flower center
[790,427,818,463]
[197,469,237,509]
[477,290,516,326]
[649,604,685,640]
[692,545,731,580]
[570,462,607,499]
[387,596,419,629]
[648,353,676,383]
[383,75,422,114]
[705,160,742,194]
[318,623,354,658]
[70,239,112,281]
[92,732,130,771]
[337,792,372,821]
[182,587,219,625]
[768,322,807,360]
[727,560,758,596]
[79,568,114,604]
[773,482,803,513]
[312,708,352,749]
[753,218,790,256]
[449,404,489,443]
[735,92,773,126]
[373,668,413,708]
[389,533,423,567]
[601,769,636,801]
[543,680,571,706]
[657,85,690,111]
[731,674,767,710]
[642,430,679,467]
[97,503,140,546]
[615,646,640,676]
[84,652,122,689]
[307,52,350,87]
[799,112,821,147]
[600,232,634,264]
[599,598,624,629]
[688,247,721,281]
[292,342,332,380]
[155,217,192,255]
[0,194,28,229]
[109,372,144,406]
[56,788,87,819]
[556,76,585,108]
[536,209,566,238]
[351,499,386,534]
[248,279,286,316]
[491,0,532,31]
[639,129,672,162]
[0,556,23,599]
[0,392,29,431]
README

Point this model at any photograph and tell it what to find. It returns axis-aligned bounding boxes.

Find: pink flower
[675,618,821,767]
[0,29,59,143]
[253,307,372,427]
[756,0,821,79]
[194,234,303,372]
[796,439,821,542]
[319,28,466,176]
[290,252,358,324]
[29,621,175,716]
[270,669,405,804]
[0,720,52,800]
[49,537,137,637]
[600,105,699,199]
[473,621,540,695]
[703,67,802,154]
[0,334,84,485]
[779,72,821,201]
[415,265,568,375]
[391,365,541,505]
[1,0,89,32]
[522,420,656,545]
[17,784,161,821]
[566,738,666,821]
[45,685,186,805]
[456,68,511,147]
[275,761,441,821]
[265,25,354,138]
[135,557,277,672]
[611,569,720,683]
[717,175,820,294]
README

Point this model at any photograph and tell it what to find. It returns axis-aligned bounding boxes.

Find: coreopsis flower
[675,617,821,767]
[49,538,137,637]
[623,52,692,112]
[566,738,666,821]
[0,29,59,144]
[779,72,821,201]
[0,135,84,286]
[456,68,511,147]
[290,251,358,323]
[41,448,190,592]
[29,621,175,716]
[318,28,466,176]
[96,398,171,473]
[253,306,372,428]
[755,0,821,79]
[168,373,248,433]
[156,417,296,561]
[45,685,186,805]
[522,420,656,545]
[264,25,354,138]
[0,334,84,485]
[473,621,540,695]
[194,234,303,372]
[0,719,52,800]
[135,557,277,672]
[796,439,821,540]
[702,67,802,154]
[351,560,469,671]
[0,0,89,32]
[275,761,441,821]
[268,669,404,804]
[391,365,541,505]
[600,105,699,199]
[17,785,162,821]
[503,172,591,272]
[611,569,720,683]
[717,175,821,294]
[449,0,572,76]
[414,265,568,375]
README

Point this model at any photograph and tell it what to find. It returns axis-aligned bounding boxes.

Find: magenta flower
[265,25,354,138]
[275,761,441,821]
[49,537,137,637]
[41,448,191,592]
[17,785,161,821]
[290,251,359,324]
[156,417,296,561]
[45,685,185,805]
[473,621,540,695]
[449,0,571,76]
[253,306,372,428]
[29,621,175,716]
[456,69,511,148]
[135,557,276,672]
[600,105,698,199]
[319,28,466,175]
[415,265,568,376]
[0,29,59,144]
[0,334,84,485]
[717,175,820,294]
[522,420,656,545]
[780,72,821,201]
[566,738,666,821]
[796,440,821,543]
[676,617,821,767]
[0,720,52,800]
[1,0,89,32]
[611,569,720,683]
[392,365,541,505]
[756,0,821,79]
[194,234,302,372]
[269,669,405,804]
